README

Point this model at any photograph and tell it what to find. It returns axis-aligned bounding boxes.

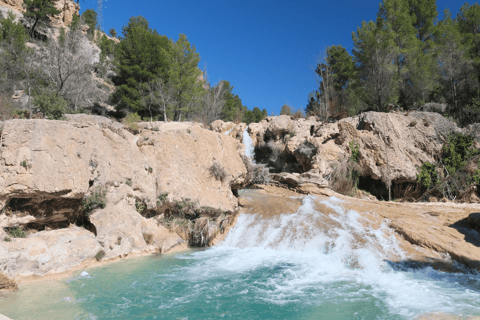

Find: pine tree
[23,0,61,38]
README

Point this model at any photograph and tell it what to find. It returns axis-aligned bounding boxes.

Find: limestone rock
[468,212,480,229]
[0,118,247,278]
[0,225,102,278]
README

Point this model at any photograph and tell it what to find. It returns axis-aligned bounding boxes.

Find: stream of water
[1,195,480,319]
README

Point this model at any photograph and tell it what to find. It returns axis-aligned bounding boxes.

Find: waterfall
[243,127,254,160]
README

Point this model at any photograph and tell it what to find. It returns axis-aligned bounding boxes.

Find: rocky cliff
[0,116,247,284]
[0,0,79,27]
[214,111,477,200]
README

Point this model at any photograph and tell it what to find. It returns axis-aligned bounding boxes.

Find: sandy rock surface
[0,117,246,283]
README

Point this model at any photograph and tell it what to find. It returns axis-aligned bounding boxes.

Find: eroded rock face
[0,116,247,280]
[0,0,79,27]
[214,112,461,190]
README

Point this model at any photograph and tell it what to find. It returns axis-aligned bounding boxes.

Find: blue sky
[79,0,461,116]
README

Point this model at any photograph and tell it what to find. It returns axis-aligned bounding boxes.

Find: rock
[0,118,247,278]
[0,0,80,28]
[241,185,480,272]
[468,212,480,229]
[248,111,460,187]
[0,225,102,278]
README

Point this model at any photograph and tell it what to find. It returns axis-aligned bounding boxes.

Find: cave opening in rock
[358,176,389,200]
[4,197,97,235]
[253,135,304,174]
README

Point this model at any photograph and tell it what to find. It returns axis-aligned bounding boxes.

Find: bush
[20,160,32,169]
[4,236,11,242]
[82,187,106,217]
[33,91,67,120]
[8,226,26,238]
[95,249,105,261]
[417,162,438,190]
[142,232,153,245]
[117,236,122,245]
[443,133,478,174]
[349,141,360,163]
[209,162,227,182]
[124,113,141,133]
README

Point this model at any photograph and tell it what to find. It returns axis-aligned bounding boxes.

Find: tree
[23,0,61,38]
[280,104,293,115]
[352,20,399,110]
[144,78,177,121]
[111,16,171,114]
[220,80,245,121]
[39,26,97,110]
[109,28,117,38]
[168,33,203,121]
[81,9,99,39]
[201,80,226,124]
[408,0,438,41]
[434,9,475,118]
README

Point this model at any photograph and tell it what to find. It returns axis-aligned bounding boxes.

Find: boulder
[468,212,480,229]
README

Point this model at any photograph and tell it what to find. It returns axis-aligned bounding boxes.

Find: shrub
[349,141,360,163]
[135,198,146,213]
[443,133,478,174]
[124,113,141,133]
[95,250,105,261]
[20,160,32,169]
[33,90,67,120]
[297,140,317,158]
[125,178,132,186]
[148,167,153,174]
[117,236,122,245]
[82,187,106,217]
[4,236,11,242]
[327,159,362,196]
[8,226,26,238]
[417,162,438,190]
[209,162,227,182]
[142,232,153,245]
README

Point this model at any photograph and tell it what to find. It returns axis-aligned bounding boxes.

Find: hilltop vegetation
[0,1,267,124]
[307,0,480,127]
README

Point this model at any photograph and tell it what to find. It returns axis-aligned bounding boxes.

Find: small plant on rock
[82,187,106,217]
[117,236,122,245]
[95,250,105,261]
[20,160,32,169]
[8,226,27,238]
[4,236,11,242]
[148,167,153,174]
[125,178,132,186]
[143,232,153,245]
[209,162,227,182]
[349,141,360,163]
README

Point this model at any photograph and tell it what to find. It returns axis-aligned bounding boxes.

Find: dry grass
[327,159,362,197]
[142,232,154,245]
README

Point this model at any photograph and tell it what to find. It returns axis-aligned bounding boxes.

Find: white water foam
[180,195,480,317]
[224,128,233,135]
[243,127,254,160]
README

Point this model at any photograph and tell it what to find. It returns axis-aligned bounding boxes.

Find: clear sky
[79,0,461,116]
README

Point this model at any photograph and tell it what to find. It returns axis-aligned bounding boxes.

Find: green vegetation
[33,90,67,120]
[8,226,27,238]
[95,249,105,261]
[306,1,480,126]
[23,0,61,38]
[416,132,480,200]
[81,9,99,39]
[117,236,122,245]
[82,188,106,217]
[349,141,360,163]
[20,160,32,169]
[280,104,293,116]
[4,236,11,242]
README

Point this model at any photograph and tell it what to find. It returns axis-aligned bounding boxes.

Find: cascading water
[1,195,480,319]
[243,127,255,160]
